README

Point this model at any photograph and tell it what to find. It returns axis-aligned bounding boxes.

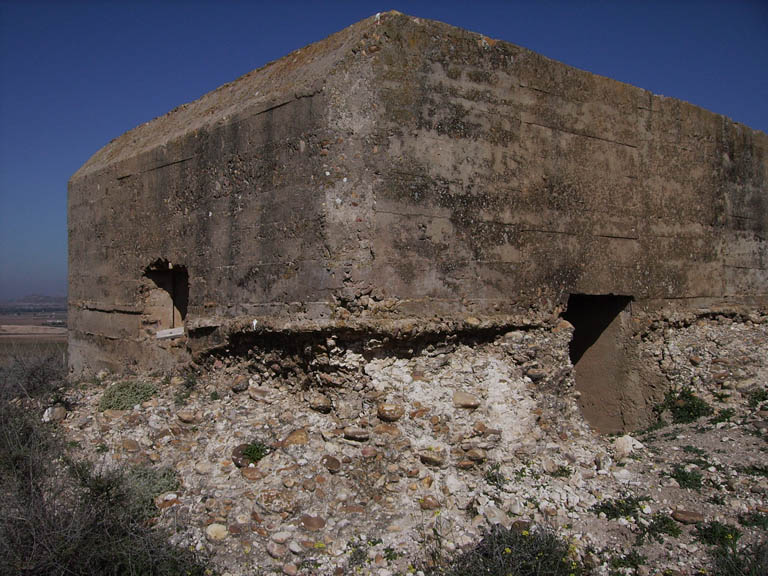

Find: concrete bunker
[563,294,634,433]
[67,12,767,432]
[142,260,188,338]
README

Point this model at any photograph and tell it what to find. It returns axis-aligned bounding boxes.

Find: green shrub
[242,441,271,464]
[748,388,768,409]
[591,494,647,519]
[738,511,768,529]
[695,521,741,547]
[485,463,507,490]
[0,358,211,576]
[710,408,736,424]
[549,465,572,478]
[658,387,713,424]
[72,464,180,523]
[739,464,768,478]
[609,549,646,569]
[670,464,703,490]
[709,540,768,576]
[425,524,583,576]
[99,380,156,411]
[637,513,681,544]
[0,347,65,399]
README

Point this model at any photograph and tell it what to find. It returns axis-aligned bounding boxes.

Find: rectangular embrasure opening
[143,261,188,334]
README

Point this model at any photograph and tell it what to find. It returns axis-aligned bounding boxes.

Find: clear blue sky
[1,0,766,301]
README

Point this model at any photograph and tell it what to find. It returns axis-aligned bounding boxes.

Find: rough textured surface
[55,314,768,575]
[68,11,768,381]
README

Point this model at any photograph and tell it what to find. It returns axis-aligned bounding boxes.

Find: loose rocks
[453,391,481,409]
[343,427,370,442]
[205,523,229,541]
[377,402,405,422]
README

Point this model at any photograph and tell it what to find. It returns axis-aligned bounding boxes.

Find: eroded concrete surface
[56,312,768,575]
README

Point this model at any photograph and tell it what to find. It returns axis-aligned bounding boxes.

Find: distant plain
[0,307,67,366]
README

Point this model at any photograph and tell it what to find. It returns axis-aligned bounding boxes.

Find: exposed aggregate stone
[57,314,767,575]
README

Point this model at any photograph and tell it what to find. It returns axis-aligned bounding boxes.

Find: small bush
[695,521,742,547]
[748,388,768,409]
[709,539,768,576]
[0,357,210,576]
[591,494,647,519]
[658,387,713,424]
[709,493,727,505]
[0,347,65,400]
[739,464,768,478]
[549,465,572,478]
[485,463,507,490]
[670,464,703,490]
[242,441,271,464]
[609,549,646,569]
[425,524,583,576]
[710,408,736,424]
[99,380,156,411]
[637,513,681,544]
[738,512,768,529]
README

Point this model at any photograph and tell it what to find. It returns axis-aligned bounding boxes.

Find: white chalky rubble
[56,315,768,574]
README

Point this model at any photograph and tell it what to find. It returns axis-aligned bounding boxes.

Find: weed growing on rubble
[657,387,713,424]
[709,539,768,576]
[670,464,703,490]
[608,549,646,571]
[345,536,387,572]
[174,374,197,405]
[683,445,706,456]
[709,493,727,505]
[591,494,647,519]
[242,441,271,464]
[548,465,572,478]
[484,463,507,490]
[695,521,741,547]
[99,379,157,411]
[423,524,583,576]
[710,407,736,424]
[738,511,768,529]
[738,464,768,478]
[636,512,681,544]
[748,388,768,409]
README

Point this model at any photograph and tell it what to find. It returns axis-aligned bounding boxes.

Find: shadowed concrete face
[563,294,634,433]
[68,12,767,384]
[143,262,188,332]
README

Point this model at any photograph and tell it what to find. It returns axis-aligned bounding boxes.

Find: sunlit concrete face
[68,12,767,379]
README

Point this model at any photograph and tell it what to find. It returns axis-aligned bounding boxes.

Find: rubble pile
[55,314,767,575]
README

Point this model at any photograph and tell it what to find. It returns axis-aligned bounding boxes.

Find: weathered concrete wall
[68,16,381,374]
[69,12,767,378]
[362,13,767,320]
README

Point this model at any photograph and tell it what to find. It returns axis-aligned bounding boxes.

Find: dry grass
[0,351,211,576]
